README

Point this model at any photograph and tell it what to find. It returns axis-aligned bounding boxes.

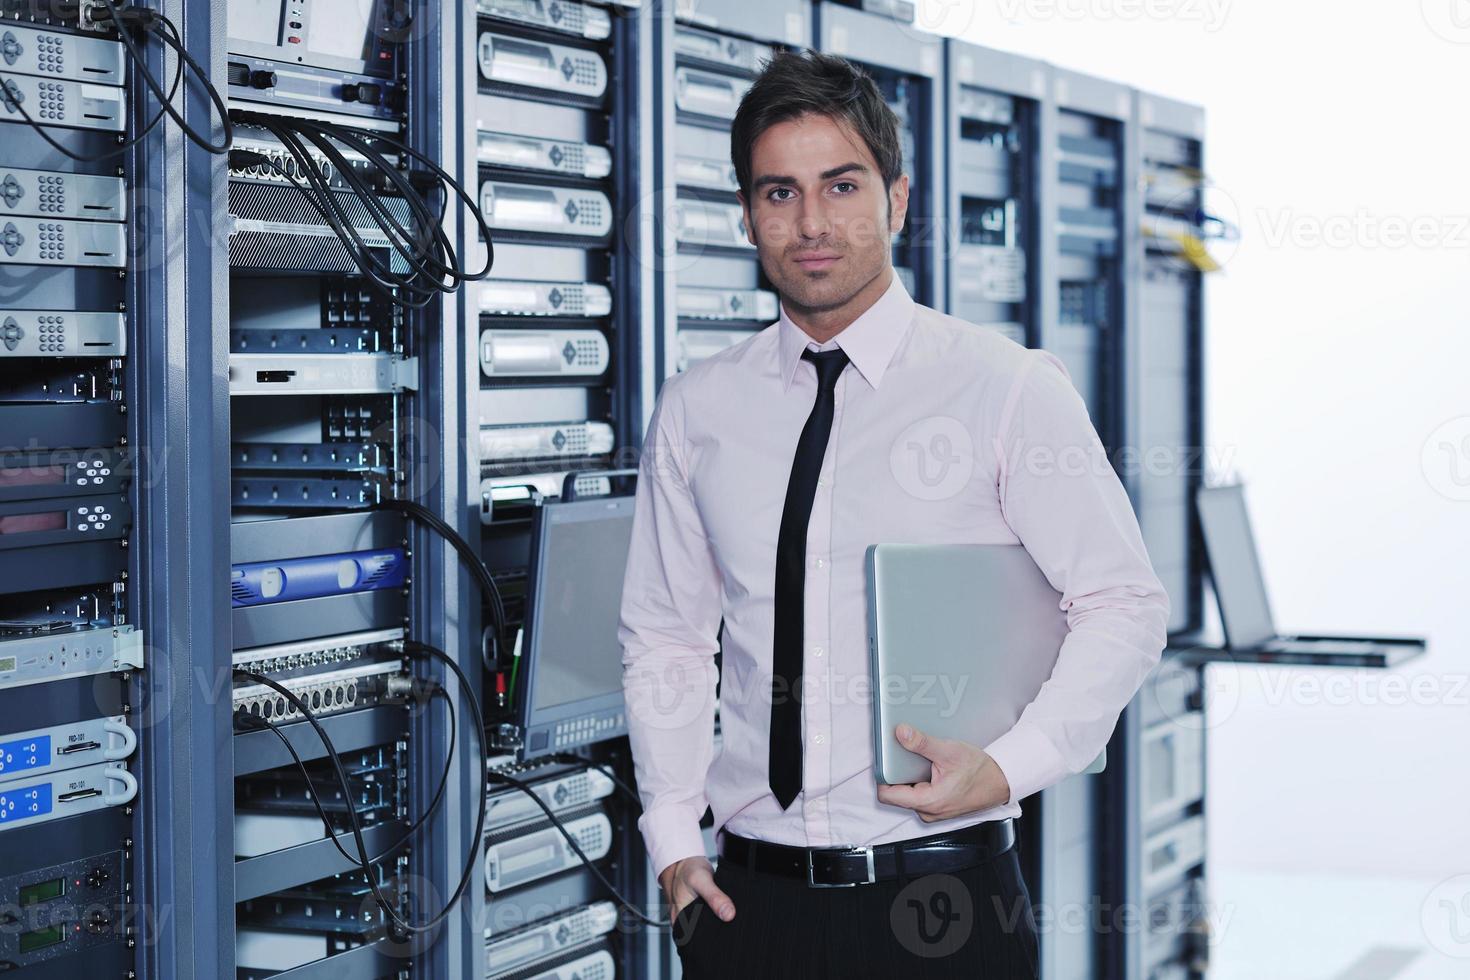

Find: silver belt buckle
[806,845,876,888]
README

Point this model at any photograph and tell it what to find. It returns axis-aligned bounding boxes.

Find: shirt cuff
[983,719,1071,807]
[637,803,709,880]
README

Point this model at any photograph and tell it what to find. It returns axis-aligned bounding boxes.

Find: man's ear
[888,174,910,235]
[736,189,757,248]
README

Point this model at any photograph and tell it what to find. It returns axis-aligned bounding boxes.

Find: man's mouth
[792,252,841,272]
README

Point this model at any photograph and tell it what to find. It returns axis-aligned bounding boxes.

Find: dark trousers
[672,838,1040,979]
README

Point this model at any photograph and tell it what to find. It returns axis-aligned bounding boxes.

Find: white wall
[921,0,1470,879]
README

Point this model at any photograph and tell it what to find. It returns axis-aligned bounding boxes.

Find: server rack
[473,1,658,978]
[813,0,944,310]
[216,0,476,976]
[1105,92,1212,980]
[0,8,151,979]
[944,39,1048,348]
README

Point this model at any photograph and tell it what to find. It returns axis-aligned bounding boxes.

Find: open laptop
[865,543,1106,786]
[1195,484,1423,663]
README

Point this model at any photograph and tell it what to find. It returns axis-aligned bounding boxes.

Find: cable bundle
[231,116,495,309]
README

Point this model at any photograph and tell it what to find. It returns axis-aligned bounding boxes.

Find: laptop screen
[1195,485,1277,650]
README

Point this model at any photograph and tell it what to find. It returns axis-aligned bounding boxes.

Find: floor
[1208,868,1470,980]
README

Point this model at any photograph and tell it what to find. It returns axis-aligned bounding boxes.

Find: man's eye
[833,181,856,193]
[768,188,794,202]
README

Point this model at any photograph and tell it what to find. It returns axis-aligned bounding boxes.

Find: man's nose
[796,198,833,240]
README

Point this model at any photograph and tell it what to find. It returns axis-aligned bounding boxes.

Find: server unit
[814,1,944,310]
[945,40,1048,348]
[0,11,141,978]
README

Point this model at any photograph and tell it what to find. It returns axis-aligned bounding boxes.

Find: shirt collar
[777,271,915,392]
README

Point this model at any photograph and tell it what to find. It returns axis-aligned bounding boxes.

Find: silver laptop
[865,543,1106,786]
[1195,484,1415,659]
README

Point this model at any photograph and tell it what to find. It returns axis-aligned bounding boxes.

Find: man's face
[738,113,909,316]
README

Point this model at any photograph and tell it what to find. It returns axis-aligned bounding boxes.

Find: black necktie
[769,347,851,810]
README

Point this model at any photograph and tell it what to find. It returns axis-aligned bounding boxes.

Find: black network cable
[376,498,508,671]
[236,124,450,310]
[94,0,232,155]
[231,130,440,310]
[232,640,487,936]
[231,113,493,310]
[233,680,456,868]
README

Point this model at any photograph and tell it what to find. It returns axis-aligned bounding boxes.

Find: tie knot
[802,347,850,391]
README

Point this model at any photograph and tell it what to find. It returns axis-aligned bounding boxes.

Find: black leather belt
[717,818,1016,888]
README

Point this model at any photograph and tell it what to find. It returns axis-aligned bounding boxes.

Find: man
[619,51,1169,978]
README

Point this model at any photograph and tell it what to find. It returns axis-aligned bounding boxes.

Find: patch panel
[231,659,404,725]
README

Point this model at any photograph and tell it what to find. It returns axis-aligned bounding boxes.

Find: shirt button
[812,646,824,657]
[813,733,826,745]
[817,478,828,488]
[814,558,825,569]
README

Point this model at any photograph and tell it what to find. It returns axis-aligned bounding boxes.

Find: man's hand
[876,723,1013,822]
[659,855,736,922]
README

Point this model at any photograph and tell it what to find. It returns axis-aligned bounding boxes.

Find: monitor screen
[525,497,635,715]
[1195,485,1277,650]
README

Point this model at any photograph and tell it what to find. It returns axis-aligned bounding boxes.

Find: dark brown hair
[730,51,904,200]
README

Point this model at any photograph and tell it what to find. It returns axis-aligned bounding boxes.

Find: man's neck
[783,267,893,345]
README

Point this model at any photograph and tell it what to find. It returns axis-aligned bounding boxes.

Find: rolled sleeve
[618,381,723,878]
[983,350,1171,804]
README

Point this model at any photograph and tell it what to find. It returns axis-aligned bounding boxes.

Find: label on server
[0,217,126,267]
[0,25,126,86]
[0,76,125,132]
[0,311,125,357]
[478,33,608,100]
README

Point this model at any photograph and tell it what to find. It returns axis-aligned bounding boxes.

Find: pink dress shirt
[619,272,1170,878]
